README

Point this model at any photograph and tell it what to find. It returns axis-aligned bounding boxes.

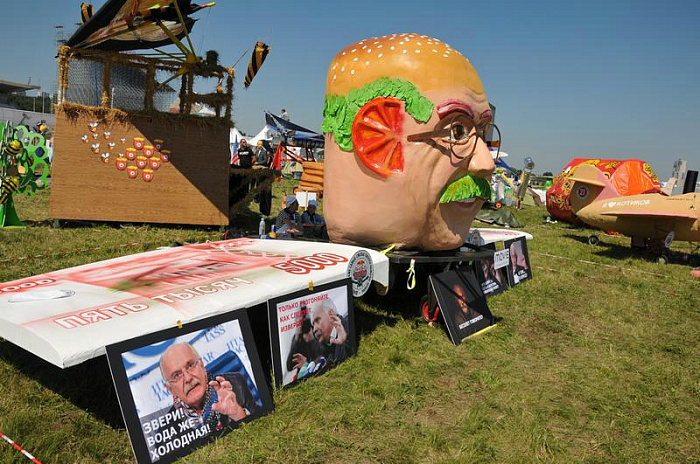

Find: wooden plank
[299,161,324,194]
[50,110,230,225]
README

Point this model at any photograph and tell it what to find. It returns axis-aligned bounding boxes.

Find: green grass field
[1,186,699,463]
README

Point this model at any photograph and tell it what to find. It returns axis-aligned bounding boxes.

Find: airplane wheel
[656,253,669,265]
[419,295,441,323]
[588,235,600,245]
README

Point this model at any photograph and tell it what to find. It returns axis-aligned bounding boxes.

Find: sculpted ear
[351,96,405,178]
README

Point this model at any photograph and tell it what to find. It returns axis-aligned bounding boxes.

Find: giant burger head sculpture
[323,33,496,250]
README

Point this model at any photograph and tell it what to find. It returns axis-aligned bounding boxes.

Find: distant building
[0,79,55,128]
[0,79,39,108]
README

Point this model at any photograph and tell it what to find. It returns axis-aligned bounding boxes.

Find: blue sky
[1,0,698,178]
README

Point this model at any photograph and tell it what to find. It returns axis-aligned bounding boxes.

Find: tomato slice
[351,97,405,178]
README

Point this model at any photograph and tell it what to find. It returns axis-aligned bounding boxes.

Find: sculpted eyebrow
[436,99,474,120]
[437,100,494,125]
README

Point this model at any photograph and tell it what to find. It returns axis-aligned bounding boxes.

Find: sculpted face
[323,33,495,250]
[162,343,208,409]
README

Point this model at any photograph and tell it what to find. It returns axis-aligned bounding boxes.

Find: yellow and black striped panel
[81,2,94,24]
[244,42,270,89]
[0,177,19,205]
[2,140,21,159]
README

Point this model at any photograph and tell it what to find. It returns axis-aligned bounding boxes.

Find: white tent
[229,126,274,147]
[246,125,274,146]
[229,126,245,145]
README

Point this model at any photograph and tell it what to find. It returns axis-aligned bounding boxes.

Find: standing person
[236,139,255,168]
[275,196,301,234]
[280,108,289,121]
[254,140,270,167]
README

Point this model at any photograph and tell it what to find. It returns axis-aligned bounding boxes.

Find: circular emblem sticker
[347,250,373,297]
[577,186,588,199]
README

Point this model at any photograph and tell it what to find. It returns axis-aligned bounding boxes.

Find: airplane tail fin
[661,177,676,195]
[568,164,619,212]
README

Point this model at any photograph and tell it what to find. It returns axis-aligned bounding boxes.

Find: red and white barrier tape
[532,251,700,283]
[0,431,41,463]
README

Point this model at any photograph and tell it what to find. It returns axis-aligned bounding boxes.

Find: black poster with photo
[504,237,532,287]
[473,243,509,296]
[267,279,356,388]
[106,311,273,464]
[428,267,494,345]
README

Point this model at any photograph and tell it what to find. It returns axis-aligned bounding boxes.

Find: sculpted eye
[449,123,468,142]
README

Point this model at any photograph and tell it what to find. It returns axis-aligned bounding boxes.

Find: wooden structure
[298,161,324,195]
[50,46,262,226]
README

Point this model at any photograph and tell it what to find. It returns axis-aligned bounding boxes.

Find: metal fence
[0,108,55,129]
[63,59,177,112]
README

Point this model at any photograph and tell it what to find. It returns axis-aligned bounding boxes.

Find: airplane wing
[600,210,697,219]
[66,0,211,52]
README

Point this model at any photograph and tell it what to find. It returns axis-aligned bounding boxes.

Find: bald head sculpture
[322,33,495,250]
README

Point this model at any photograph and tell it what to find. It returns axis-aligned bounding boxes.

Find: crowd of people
[231,109,288,169]
[228,108,327,239]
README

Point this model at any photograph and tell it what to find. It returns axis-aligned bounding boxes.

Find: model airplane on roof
[69,0,215,52]
[569,164,699,259]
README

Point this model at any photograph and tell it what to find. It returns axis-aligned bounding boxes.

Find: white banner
[493,249,510,270]
[0,238,389,368]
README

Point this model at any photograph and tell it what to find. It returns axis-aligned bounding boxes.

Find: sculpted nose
[467,140,495,178]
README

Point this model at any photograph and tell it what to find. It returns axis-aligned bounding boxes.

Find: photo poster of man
[106,310,273,464]
[504,237,532,287]
[473,243,509,296]
[428,267,494,345]
[267,279,355,388]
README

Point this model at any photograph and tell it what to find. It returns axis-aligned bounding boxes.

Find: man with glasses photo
[159,343,259,434]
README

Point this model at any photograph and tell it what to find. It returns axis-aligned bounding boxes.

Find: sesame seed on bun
[326,33,485,96]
